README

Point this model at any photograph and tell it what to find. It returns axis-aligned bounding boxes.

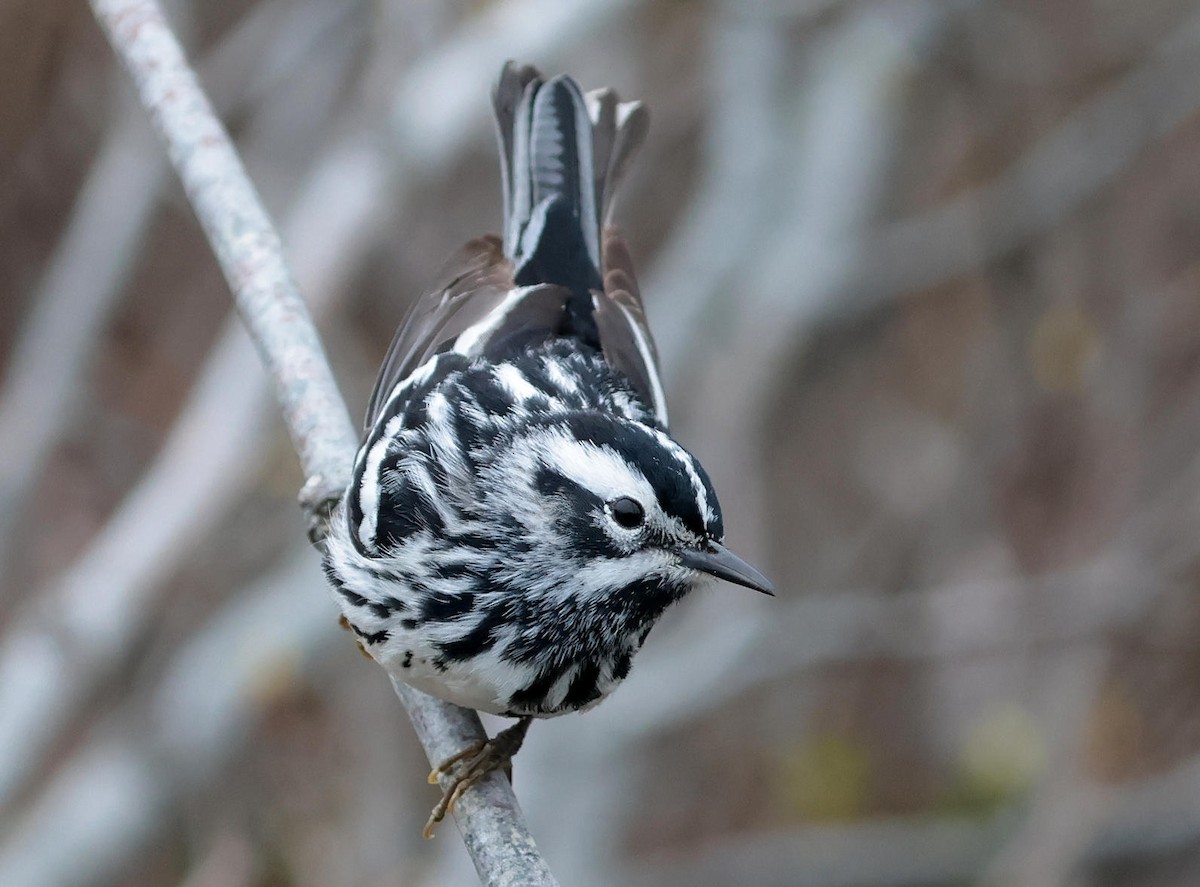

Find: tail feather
[492,63,647,342]
[528,76,598,264]
[492,63,540,250]
[585,87,648,228]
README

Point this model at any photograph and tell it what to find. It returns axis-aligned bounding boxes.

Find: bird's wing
[363,236,569,430]
[593,226,669,428]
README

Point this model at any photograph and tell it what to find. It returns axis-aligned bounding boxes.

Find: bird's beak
[679,542,775,595]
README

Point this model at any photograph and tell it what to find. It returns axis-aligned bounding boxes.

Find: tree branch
[88,1,557,883]
[92,0,354,500]
[0,2,377,816]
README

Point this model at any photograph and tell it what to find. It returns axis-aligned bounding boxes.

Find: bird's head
[490,413,773,603]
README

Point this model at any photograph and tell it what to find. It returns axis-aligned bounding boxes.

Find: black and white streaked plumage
[322,62,772,826]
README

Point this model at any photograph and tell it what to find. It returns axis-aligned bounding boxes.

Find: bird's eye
[609,496,645,529]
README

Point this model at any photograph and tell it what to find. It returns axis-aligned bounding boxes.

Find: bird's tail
[492,62,648,336]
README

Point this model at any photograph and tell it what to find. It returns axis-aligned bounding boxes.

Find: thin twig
[88,1,557,883]
[92,0,354,500]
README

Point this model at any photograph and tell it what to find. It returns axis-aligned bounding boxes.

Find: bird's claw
[422,718,531,838]
[427,740,486,785]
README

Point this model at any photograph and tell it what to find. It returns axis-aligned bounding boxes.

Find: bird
[321,61,774,837]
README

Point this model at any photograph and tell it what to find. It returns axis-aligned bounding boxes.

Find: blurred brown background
[4,0,1200,885]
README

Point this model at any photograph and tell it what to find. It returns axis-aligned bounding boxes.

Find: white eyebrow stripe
[538,432,657,505]
[654,431,712,526]
[537,423,712,531]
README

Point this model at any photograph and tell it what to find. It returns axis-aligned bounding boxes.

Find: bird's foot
[423,717,532,838]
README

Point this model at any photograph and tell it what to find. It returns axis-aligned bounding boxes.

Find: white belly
[371,628,619,717]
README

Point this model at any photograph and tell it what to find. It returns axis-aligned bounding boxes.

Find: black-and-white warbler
[322,62,773,834]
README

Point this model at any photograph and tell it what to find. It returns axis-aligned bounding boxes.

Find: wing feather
[593,226,668,427]
[363,236,569,429]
